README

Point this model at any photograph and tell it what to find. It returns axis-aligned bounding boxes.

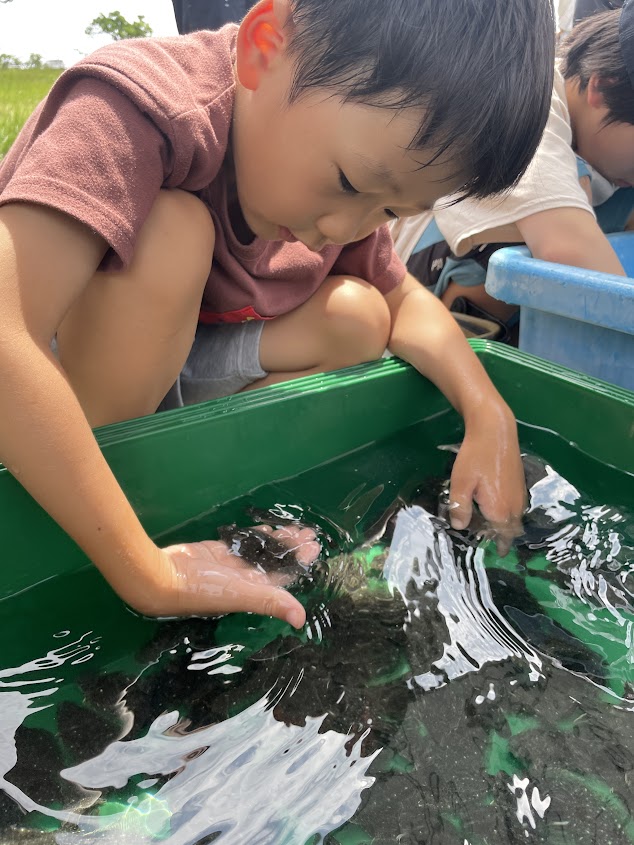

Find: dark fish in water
[0,829,59,844]
[487,568,608,683]
[57,700,125,761]
[217,524,307,577]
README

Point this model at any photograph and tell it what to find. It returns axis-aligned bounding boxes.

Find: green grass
[0,68,62,158]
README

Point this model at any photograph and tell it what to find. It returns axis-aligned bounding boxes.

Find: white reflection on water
[59,686,379,844]
[527,465,580,522]
[527,464,634,672]
[507,775,551,831]
[0,634,379,844]
[383,506,544,691]
[0,632,379,845]
[0,632,101,822]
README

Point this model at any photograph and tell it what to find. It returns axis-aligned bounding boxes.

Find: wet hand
[447,404,526,555]
[139,525,320,627]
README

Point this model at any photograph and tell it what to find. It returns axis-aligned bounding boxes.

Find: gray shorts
[159,320,267,410]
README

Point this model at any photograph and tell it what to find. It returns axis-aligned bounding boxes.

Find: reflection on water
[384,506,544,691]
[58,693,378,844]
[0,453,632,844]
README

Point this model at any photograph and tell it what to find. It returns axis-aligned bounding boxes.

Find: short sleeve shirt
[0,26,406,321]
[433,68,595,257]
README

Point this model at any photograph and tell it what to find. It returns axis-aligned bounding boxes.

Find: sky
[0,0,179,67]
[0,0,570,69]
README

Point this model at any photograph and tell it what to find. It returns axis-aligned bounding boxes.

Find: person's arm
[384,273,526,545]
[517,206,626,276]
[0,203,314,627]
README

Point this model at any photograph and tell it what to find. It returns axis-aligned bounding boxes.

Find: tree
[25,53,43,69]
[0,53,21,69]
[85,10,153,41]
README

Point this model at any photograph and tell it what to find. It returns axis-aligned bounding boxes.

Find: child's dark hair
[561,8,634,127]
[285,0,555,201]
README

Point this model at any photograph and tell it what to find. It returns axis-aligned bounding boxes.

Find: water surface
[0,422,632,844]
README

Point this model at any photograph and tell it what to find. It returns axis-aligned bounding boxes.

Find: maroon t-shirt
[0,26,406,322]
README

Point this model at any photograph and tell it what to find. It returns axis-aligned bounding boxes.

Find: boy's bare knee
[322,276,391,364]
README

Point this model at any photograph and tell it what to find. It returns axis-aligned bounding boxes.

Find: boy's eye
[384,209,398,220]
[338,169,359,194]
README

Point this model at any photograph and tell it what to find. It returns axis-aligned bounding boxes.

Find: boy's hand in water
[448,402,526,555]
[138,525,320,627]
[384,276,525,555]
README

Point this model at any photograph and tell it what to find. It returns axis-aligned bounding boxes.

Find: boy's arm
[384,273,526,543]
[517,206,626,276]
[0,203,312,627]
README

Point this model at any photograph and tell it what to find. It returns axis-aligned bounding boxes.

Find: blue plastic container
[486,232,634,390]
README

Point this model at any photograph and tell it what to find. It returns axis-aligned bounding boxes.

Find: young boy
[392,7,634,326]
[0,0,555,629]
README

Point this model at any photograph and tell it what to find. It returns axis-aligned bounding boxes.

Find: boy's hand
[386,275,527,555]
[139,525,320,627]
[447,401,526,554]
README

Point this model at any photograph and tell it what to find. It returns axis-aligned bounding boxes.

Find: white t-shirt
[391,68,596,262]
[556,0,576,39]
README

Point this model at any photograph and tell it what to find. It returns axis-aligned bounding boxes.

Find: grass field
[0,68,62,158]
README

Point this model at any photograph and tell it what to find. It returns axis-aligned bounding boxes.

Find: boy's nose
[317,212,367,246]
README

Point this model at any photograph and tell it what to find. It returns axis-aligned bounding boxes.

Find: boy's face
[576,117,634,189]
[233,90,462,251]
[231,2,463,250]
[573,76,634,188]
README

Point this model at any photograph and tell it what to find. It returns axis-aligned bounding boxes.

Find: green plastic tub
[1,341,632,601]
[0,341,632,844]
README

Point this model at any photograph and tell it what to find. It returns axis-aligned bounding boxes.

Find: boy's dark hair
[561,8,634,127]
[285,0,555,201]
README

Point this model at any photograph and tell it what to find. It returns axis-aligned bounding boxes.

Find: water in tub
[0,436,631,844]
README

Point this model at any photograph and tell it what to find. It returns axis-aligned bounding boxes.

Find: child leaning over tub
[391,6,634,331]
[0,0,554,627]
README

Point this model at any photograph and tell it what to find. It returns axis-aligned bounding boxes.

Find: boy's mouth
[278,227,326,253]
[278,226,298,243]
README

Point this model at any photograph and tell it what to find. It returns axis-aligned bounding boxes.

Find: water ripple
[383,506,543,691]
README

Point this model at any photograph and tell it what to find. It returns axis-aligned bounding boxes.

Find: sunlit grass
[0,68,62,157]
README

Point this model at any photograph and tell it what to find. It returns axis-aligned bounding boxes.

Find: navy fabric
[595,186,634,231]
[574,0,624,24]
[171,0,250,34]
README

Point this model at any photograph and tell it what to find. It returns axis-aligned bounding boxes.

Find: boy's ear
[586,74,609,110]
[235,0,289,91]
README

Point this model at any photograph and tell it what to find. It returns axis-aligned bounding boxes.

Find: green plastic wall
[0,342,631,601]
